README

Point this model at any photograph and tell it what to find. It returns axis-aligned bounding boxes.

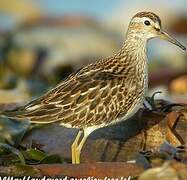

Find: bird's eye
[144,20,150,26]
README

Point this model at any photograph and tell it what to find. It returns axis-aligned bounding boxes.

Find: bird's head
[127,11,186,50]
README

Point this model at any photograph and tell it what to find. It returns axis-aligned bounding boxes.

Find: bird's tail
[0,103,62,124]
[0,106,28,120]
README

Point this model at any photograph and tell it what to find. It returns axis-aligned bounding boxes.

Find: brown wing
[11,69,134,128]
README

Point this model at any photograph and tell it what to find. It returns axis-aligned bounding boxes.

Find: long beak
[159,31,186,51]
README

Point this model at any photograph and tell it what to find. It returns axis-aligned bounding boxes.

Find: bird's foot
[71,131,82,164]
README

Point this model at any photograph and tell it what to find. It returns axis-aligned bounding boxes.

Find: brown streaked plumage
[133,12,162,26]
[1,11,186,164]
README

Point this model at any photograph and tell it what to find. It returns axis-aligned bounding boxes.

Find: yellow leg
[75,133,88,164]
[71,131,83,164]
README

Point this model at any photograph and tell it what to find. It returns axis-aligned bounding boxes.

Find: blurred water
[0,0,186,101]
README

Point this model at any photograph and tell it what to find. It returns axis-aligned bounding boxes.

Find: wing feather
[3,68,138,128]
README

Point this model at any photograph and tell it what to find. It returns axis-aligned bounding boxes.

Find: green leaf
[24,148,46,161]
[8,164,40,176]
[0,143,25,164]
[40,154,63,164]
[0,116,30,146]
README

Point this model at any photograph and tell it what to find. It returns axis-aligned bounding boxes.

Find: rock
[170,75,187,94]
[0,89,29,104]
[21,106,187,163]
[139,161,187,180]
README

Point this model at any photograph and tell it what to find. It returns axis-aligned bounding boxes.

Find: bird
[1,12,186,164]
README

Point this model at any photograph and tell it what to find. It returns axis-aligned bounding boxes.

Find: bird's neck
[112,33,148,77]
[117,33,148,68]
[123,33,147,60]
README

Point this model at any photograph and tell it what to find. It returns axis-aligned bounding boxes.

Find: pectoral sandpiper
[1,12,186,164]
